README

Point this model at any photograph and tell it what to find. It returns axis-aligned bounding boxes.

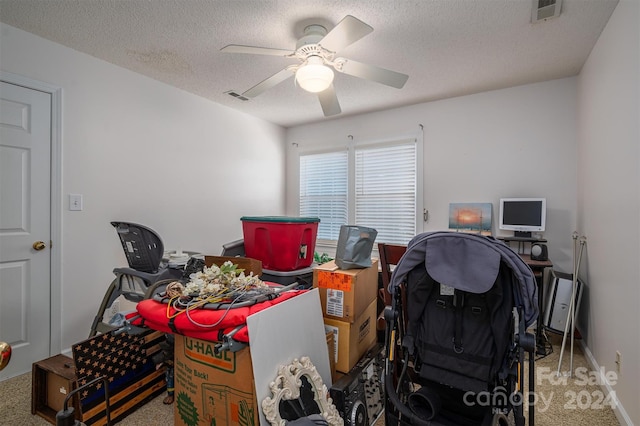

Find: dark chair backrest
[221,239,246,257]
[111,221,164,274]
[378,242,407,306]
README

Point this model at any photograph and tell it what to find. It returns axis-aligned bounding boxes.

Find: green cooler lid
[240,216,320,223]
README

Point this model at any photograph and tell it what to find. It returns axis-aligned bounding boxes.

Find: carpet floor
[0,334,620,425]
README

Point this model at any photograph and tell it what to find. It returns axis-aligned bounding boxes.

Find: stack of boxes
[240,216,380,374]
[241,216,320,287]
[313,259,379,374]
[171,217,324,426]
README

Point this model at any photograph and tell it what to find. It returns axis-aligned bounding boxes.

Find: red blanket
[134,289,306,342]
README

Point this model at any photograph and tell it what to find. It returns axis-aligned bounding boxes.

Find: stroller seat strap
[453,291,465,353]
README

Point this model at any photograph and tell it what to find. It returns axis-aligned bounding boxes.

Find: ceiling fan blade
[318,84,341,117]
[319,15,373,53]
[221,44,294,57]
[242,68,294,98]
[338,59,409,89]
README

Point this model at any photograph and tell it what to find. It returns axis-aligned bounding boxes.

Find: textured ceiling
[0,0,618,127]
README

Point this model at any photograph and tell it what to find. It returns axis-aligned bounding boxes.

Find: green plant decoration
[314,252,333,264]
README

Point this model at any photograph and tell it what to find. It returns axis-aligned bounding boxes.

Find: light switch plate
[69,194,83,211]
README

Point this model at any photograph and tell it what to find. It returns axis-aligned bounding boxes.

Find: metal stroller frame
[383,232,538,426]
[89,221,182,337]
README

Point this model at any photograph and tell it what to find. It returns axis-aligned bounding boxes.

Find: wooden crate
[31,354,80,424]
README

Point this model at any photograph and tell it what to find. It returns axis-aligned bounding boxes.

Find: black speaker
[531,243,548,261]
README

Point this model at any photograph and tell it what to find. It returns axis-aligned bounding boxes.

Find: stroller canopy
[388,232,538,327]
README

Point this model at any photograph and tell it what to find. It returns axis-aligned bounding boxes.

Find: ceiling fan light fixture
[295,57,334,93]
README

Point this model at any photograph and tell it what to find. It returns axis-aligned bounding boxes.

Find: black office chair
[89,222,182,336]
[221,238,246,256]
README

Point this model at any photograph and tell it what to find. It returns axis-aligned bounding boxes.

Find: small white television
[499,198,546,237]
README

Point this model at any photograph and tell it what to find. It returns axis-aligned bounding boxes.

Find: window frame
[297,134,423,254]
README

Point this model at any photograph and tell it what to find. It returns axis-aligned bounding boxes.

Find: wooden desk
[498,236,547,257]
[519,253,553,275]
[519,254,553,356]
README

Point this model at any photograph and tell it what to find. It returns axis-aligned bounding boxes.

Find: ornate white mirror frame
[262,356,344,426]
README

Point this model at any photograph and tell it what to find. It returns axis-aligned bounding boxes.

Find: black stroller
[383,232,538,426]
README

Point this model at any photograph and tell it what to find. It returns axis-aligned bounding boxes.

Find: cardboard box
[326,331,337,382]
[313,259,378,323]
[174,335,257,426]
[324,299,378,373]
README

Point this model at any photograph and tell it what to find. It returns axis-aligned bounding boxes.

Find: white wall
[577,0,639,424]
[1,24,286,351]
[286,78,579,273]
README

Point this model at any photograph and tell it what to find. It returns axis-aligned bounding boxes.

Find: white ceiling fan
[221,15,409,117]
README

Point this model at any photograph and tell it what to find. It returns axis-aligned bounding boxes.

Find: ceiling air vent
[532,0,562,23]
[225,90,249,101]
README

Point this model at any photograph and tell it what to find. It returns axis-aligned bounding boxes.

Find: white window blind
[299,151,348,240]
[299,138,418,245]
[355,142,417,244]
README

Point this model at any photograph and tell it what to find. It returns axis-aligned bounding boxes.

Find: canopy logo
[184,337,236,373]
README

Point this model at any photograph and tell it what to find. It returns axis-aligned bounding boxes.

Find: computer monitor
[498,198,546,238]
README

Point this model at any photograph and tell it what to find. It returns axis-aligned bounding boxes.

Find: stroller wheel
[491,412,510,426]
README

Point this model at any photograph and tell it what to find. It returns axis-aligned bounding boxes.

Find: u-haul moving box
[174,335,257,426]
[313,259,378,323]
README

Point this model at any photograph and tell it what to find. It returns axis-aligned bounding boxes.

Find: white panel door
[0,81,51,380]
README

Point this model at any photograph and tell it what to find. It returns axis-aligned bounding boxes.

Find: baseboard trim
[579,340,632,425]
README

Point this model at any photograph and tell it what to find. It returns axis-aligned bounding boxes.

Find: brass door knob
[33,241,46,251]
[0,341,11,371]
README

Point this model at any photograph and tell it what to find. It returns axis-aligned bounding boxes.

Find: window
[299,138,420,245]
[299,151,348,240]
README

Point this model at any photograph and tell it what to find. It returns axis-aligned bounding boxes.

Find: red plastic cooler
[240,216,320,271]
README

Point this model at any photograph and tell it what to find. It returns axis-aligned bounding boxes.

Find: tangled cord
[154,261,300,330]
[164,285,277,328]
